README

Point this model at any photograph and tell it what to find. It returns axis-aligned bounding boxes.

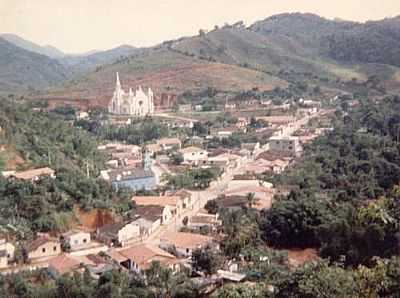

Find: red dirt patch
[286,248,319,267]
[73,205,114,231]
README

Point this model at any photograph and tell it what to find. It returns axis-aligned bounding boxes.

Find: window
[186,248,190,253]
[83,238,87,243]
[42,248,46,253]
[53,246,57,252]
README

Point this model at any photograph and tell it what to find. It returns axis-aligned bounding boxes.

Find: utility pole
[86,160,90,178]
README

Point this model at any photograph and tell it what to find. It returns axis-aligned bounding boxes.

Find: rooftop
[133,196,181,208]
[135,205,165,222]
[179,146,205,154]
[119,244,177,270]
[12,167,55,181]
[161,232,214,249]
[25,236,59,252]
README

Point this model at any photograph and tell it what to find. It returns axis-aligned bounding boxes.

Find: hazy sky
[1,0,399,54]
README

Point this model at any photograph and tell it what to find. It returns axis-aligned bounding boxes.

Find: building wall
[0,256,7,269]
[28,241,61,260]
[67,232,91,251]
[118,223,140,246]
[112,176,156,191]
[182,151,208,165]
[0,242,15,260]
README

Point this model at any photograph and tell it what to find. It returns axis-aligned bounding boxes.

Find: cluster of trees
[262,96,400,266]
[0,99,104,172]
[76,117,170,145]
[164,167,220,190]
[0,263,198,298]
[0,99,134,236]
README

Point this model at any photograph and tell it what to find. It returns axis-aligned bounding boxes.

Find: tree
[205,199,219,214]
[192,247,222,276]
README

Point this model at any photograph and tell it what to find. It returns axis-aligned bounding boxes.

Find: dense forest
[263,96,400,266]
[0,99,133,238]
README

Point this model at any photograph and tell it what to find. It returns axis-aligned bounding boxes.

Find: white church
[108,73,154,116]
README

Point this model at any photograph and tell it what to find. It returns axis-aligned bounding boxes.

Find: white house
[62,230,91,251]
[179,146,208,166]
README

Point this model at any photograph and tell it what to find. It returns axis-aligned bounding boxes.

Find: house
[255,116,296,126]
[269,136,302,156]
[146,143,163,155]
[235,117,249,128]
[96,221,140,247]
[119,244,179,273]
[0,250,8,269]
[48,254,82,276]
[157,138,182,150]
[241,142,260,155]
[161,232,216,258]
[130,217,157,240]
[0,239,15,261]
[25,236,61,260]
[179,146,208,166]
[101,167,156,191]
[178,104,192,112]
[206,153,242,170]
[189,213,222,231]
[9,167,55,182]
[210,126,245,139]
[135,205,173,226]
[133,195,184,217]
[62,229,91,251]
[173,189,194,209]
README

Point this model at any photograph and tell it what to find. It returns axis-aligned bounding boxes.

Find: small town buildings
[48,254,82,276]
[241,142,260,155]
[179,146,208,166]
[210,126,245,139]
[96,221,140,247]
[130,217,157,240]
[178,104,192,113]
[161,232,216,258]
[235,117,249,128]
[135,205,173,226]
[206,153,242,170]
[156,138,182,151]
[25,236,61,260]
[6,167,56,182]
[100,166,156,191]
[189,213,222,231]
[0,250,8,268]
[0,239,15,261]
[133,195,185,217]
[146,143,163,155]
[256,116,296,127]
[119,244,179,273]
[62,229,91,251]
[269,136,302,156]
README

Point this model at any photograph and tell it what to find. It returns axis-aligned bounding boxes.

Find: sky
[0,0,399,54]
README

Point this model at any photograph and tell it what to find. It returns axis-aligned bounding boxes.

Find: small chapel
[108,72,154,116]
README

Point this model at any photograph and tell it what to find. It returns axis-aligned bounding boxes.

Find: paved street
[145,111,323,245]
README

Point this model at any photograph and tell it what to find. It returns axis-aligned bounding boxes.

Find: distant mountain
[1,33,65,58]
[251,13,400,67]
[0,37,70,93]
[59,45,139,75]
[5,13,400,98]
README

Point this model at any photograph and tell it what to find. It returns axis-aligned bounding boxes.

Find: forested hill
[0,38,70,93]
[262,95,400,266]
[0,99,132,236]
[251,13,400,67]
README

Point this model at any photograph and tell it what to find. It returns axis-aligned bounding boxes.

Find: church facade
[108,73,154,116]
